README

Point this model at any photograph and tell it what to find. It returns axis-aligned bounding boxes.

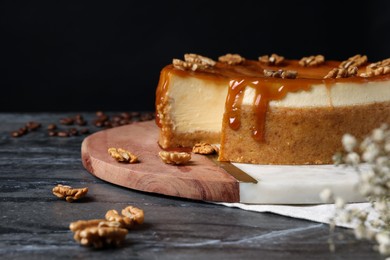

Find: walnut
[258,54,284,65]
[70,219,128,249]
[339,54,367,69]
[263,69,297,79]
[105,210,134,229]
[360,58,390,77]
[105,206,144,228]
[324,66,358,79]
[218,53,245,65]
[159,151,191,165]
[52,184,88,202]
[299,55,325,67]
[173,53,216,71]
[121,206,145,225]
[192,142,218,155]
[108,148,138,163]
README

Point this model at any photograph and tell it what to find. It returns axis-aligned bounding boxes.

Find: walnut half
[108,148,138,163]
[70,219,128,249]
[299,55,325,67]
[339,54,367,69]
[173,53,216,71]
[192,142,218,155]
[159,151,191,165]
[324,66,358,79]
[105,206,144,229]
[258,54,284,65]
[263,69,297,79]
[360,58,390,77]
[218,53,245,65]
[52,184,88,202]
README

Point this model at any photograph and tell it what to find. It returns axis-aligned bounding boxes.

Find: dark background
[1,1,389,112]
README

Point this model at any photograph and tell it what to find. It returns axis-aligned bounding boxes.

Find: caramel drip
[155,59,390,142]
[225,78,315,141]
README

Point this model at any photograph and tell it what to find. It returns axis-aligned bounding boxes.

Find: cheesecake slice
[155,54,390,164]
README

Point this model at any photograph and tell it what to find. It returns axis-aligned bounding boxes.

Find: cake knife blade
[208,154,258,183]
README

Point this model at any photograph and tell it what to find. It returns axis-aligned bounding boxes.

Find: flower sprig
[322,124,390,256]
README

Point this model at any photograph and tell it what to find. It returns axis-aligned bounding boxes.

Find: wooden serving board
[81,121,240,202]
[81,121,365,204]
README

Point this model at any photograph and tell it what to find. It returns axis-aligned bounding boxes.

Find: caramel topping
[156,57,390,143]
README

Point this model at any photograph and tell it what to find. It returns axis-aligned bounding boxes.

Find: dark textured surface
[0,113,382,259]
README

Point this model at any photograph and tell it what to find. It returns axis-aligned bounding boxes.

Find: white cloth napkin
[218,202,377,229]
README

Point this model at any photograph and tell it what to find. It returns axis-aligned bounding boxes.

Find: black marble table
[0,113,382,259]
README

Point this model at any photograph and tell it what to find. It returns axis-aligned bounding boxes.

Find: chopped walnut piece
[105,206,144,229]
[173,53,216,71]
[299,55,325,67]
[105,209,134,229]
[108,147,138,163]
[263,69,297,79]
[339,54,367,69]
[52,184,88,202]
[121,206,144,225]
[360,58,390,77]
[258,54,284,65]
[192,142,218,155]
[70,219,128,249]
[324,66,358,79]
[159,151,191,165]
[218,53,245,65]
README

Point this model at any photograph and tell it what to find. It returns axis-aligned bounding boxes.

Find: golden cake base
[219,102,390,165]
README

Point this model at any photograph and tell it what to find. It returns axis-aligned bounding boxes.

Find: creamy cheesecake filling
[167,74,228,133]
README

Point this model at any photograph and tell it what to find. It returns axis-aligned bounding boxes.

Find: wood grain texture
[81,121,239,202]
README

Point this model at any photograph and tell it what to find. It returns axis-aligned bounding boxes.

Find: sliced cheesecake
[155,54,390,164]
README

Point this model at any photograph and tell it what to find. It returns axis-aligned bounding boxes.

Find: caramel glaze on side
[155,59,390,142]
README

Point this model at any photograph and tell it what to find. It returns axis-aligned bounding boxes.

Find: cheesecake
[155,53,390,164]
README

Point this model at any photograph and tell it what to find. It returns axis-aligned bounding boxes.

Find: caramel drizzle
[156,59,390,142]
[226,78,314,141]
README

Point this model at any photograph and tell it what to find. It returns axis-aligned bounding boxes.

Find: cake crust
[219,101,390,164]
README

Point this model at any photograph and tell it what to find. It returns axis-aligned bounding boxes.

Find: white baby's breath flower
[370,219,383,229]
[360,170,375,183]
[320,188,334,203]
[376,156,389,167]
[342,134,357,152]
[335,197,346,209]
[359,183,373,196]
[338,211,352,223]
[331,125,390,256]
[362,143,380,163]
[373,186,386,196]
[376,232,390,255]
[374,200,388,212]
[372,128,385,142]
[345,152,360,165]
[384,142,390,152]
[356,210,368,222]
[354,224,367,240]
